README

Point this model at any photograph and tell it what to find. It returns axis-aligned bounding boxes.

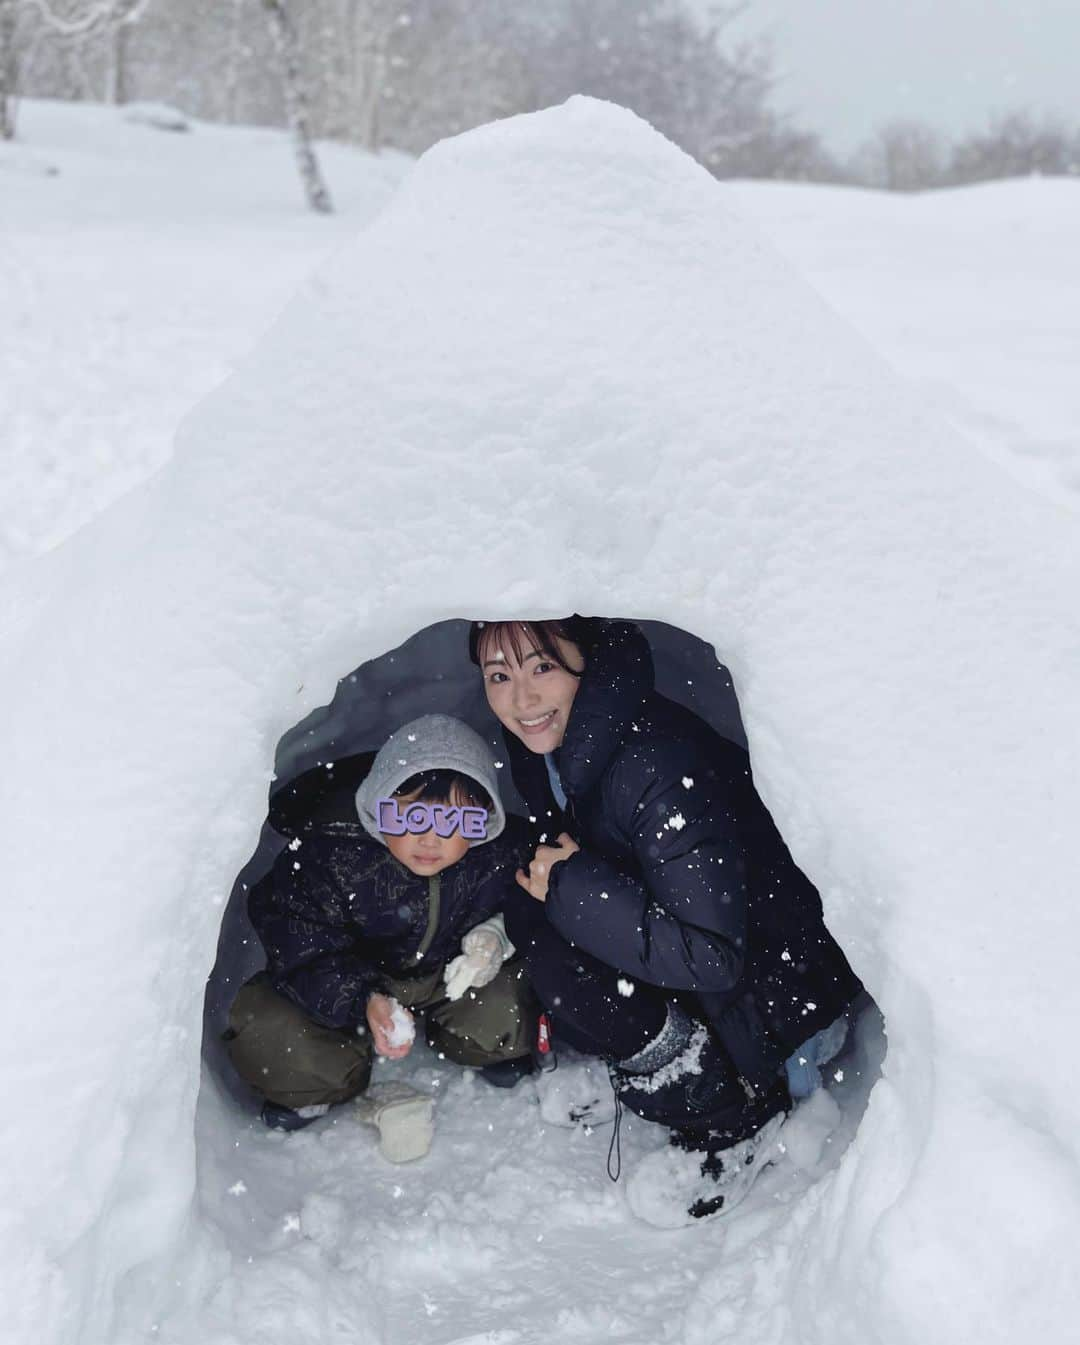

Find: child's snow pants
[224,960,537,1110]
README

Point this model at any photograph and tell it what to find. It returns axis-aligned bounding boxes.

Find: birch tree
[262,0,333,212]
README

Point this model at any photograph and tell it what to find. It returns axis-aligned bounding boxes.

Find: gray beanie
[355,714,506,847]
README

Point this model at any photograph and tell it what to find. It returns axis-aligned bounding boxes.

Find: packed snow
[2,98,1079,1345]
[386,1000,417,1050]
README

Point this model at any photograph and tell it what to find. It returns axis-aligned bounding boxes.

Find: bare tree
[103,0,148,103]
[949,110,1080,184]
[341,0,400,151]
[222,0,247,123]
[22,0,151,103]
[262,0,333,212]
[0,0,19,138]
[853,119,945,191]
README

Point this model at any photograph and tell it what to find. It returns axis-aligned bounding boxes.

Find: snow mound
[122,101,191,133]
[2,95,1079,1344]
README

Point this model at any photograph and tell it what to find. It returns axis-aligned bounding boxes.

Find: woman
[470,616,864,1224]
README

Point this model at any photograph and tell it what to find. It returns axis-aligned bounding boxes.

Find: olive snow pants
[224,960,537,1111]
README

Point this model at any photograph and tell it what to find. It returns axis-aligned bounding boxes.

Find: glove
[443,914,515,1001]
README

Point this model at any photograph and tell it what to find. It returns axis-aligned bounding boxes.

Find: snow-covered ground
[1,100,409,576]
[2,99,1079,1345]
[733,177,1080,509]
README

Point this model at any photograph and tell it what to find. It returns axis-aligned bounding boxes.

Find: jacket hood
[355,714,506,846]
[553,620,654,799]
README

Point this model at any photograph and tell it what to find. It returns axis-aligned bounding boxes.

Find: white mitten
[443,914,515,1001]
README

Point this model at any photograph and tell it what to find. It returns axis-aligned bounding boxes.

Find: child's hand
[516,832,580,903]
[366,993,415,1059]
[444,926,503,1000]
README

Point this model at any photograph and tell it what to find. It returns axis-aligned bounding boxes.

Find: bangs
[469,619,586,675]
[391,770,492,812]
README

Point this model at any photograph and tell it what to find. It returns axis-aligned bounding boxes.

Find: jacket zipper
[414,873,441,962]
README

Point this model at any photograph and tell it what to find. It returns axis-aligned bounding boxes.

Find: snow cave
[4,96,1079,1345]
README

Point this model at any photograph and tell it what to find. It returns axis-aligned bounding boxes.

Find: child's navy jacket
[249,812,529,1029]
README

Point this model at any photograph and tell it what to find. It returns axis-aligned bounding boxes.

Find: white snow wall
[1,98,1078,1343]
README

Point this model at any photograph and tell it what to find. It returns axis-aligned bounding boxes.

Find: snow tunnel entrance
[203,616,752,1065]
[194,616,884,1330]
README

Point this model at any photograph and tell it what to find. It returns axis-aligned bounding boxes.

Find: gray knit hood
[355,714,506,847]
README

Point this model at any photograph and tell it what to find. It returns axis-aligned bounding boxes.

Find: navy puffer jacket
[249,805,530,1030]
[506,620,864,1094]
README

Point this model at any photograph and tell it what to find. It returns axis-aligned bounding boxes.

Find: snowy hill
[2,99,1079,1345]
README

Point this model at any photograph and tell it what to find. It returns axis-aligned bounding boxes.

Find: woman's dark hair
[468,617,594,675]
[391,770,492,812]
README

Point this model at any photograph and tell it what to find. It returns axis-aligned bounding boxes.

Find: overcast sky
[698,0,1080,151]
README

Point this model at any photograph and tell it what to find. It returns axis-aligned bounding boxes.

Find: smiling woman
[467,616,866,1224]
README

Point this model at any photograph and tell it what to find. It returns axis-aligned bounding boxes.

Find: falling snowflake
[682,776,694,789]
[282,1213,301,1234]
[228,1181,247,1197]
[617,978,636,998]
[668,812,686,831]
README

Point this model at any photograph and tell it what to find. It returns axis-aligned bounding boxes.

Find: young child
[225,715,535,1157]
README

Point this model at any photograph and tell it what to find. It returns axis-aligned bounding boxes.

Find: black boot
[479,1055,536,1089]
[610,1005,756,1133]
[259,1100,330,1132]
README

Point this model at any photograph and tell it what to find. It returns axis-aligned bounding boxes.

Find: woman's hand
[516,832,580,903]
[365,992,414,1059]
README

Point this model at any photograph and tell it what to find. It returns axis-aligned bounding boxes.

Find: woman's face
[481,634,585,754]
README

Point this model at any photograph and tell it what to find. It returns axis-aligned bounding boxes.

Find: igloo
[3,98,1079,1345]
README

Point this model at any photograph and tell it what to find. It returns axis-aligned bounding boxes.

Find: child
[225,715,536,1157]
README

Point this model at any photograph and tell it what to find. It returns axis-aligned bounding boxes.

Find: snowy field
[1,100,410,576]
[2,99,1079,1345]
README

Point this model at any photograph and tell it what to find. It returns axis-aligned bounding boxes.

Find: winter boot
[354,1082,435,1163]
[609,1002,753,1132]
[627,1104,787,1228]
[260,1100,331,1132]
[480,1055,536,1089]
[535,1054,618,1128]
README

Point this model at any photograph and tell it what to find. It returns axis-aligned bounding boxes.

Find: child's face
[383,786,474,876]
